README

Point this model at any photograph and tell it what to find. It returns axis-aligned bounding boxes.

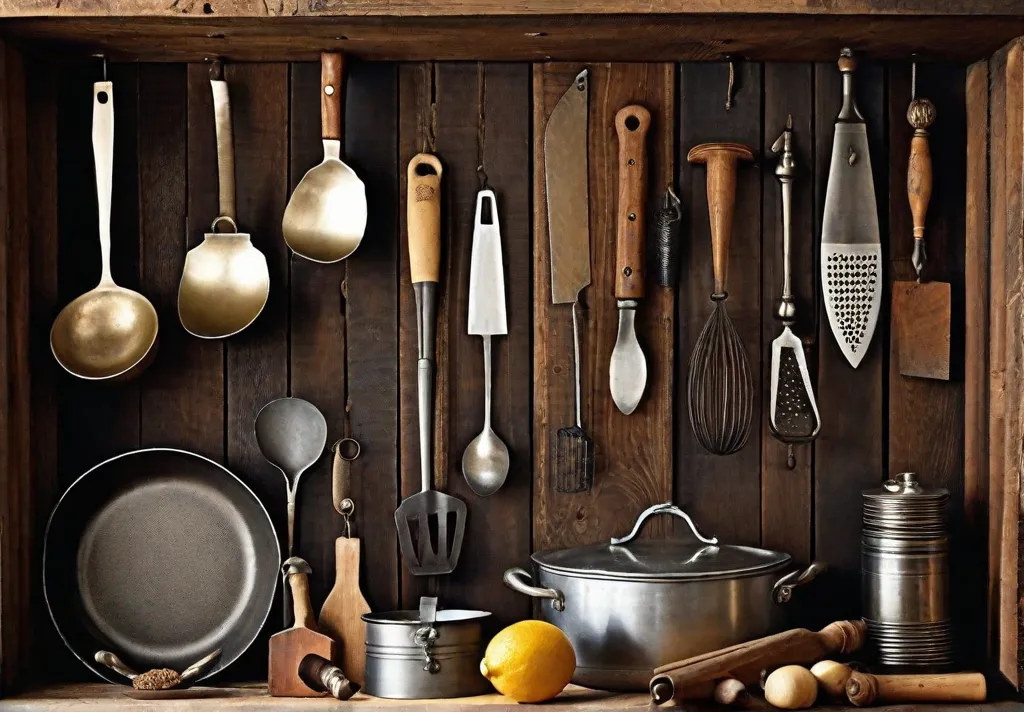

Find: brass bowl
[50,285,159,381]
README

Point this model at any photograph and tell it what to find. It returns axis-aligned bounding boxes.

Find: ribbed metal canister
[861,472,951,668]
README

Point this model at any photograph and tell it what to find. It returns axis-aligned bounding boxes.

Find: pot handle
[503,568,565,612]
[610,502,719,546]
[772,561,827,604]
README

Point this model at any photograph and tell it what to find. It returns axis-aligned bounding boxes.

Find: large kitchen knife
[821,48,882,369]
[545,68,594,493]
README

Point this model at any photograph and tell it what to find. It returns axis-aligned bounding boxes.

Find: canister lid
[532,540,791,582]
[862,473,949,501]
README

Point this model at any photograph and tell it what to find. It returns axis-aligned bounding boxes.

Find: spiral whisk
[686,142,756,456]
[688,296,753,455]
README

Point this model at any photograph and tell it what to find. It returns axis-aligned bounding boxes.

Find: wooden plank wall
[9,57,975,687]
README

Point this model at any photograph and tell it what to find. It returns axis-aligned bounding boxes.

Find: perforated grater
[821,48,881,369]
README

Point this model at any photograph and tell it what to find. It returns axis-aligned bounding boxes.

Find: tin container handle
[772,561,827,604]
[503,568,565,612]
[414,596,440,673]
[610,502,719,546]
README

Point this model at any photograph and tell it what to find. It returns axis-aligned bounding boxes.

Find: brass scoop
[51,81,158,380]
[283,52,366,263]
[178,74,269,339]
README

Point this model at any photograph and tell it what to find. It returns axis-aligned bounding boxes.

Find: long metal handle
[611,502,719,546]
[503,568,565,611]
[211,79,236,221]
[571,301,582,428]
[93,82,115,286]
[482,335,493,431]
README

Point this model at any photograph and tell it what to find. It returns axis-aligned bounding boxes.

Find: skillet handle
[503,568,565,612]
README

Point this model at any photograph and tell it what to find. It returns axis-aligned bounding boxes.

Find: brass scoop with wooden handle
[609,105,651,415]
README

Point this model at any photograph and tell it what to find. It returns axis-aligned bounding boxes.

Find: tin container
[362,597,491,699]
[862,472,952,668]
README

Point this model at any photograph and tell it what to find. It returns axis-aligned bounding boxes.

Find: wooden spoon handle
[615,105,651,299]
[288,571,317,632]
[321,52,344,141]
[687,143,754,295]
[407,153,443,284]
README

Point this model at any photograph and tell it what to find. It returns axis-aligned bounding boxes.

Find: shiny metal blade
[467,189,507,336]
[609,301,646,415]
[545,69,591,305]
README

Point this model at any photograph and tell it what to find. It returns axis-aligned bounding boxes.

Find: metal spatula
[395,153,466,576]
[769,116,820,445]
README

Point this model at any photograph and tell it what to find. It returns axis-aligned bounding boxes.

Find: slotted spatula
[395,153,467,576]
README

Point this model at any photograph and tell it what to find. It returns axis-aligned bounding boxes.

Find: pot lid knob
[882,472,923,494]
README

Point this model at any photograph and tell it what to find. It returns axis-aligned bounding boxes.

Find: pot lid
[530,503,790,581]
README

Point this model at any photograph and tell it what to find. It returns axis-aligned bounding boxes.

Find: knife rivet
[628,213,636,221]
[325,85,335,96]
[628,158,635,165]
[847,146,857,165]
[623,266,632,277]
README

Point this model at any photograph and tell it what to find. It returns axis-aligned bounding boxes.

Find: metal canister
[862,472,951,668]
[362,597,492,699]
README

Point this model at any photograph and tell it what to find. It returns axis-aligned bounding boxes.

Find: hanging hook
[725,57,735,111]
[209,58,224,82]
[92,54,107,82]
[911,55,917,101]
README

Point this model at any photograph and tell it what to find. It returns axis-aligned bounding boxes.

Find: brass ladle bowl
[51,81,158,380]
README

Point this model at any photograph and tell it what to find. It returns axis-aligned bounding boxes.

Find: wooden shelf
[3,683,1023,711]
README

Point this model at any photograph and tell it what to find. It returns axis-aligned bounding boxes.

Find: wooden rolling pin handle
[321,52,344,141]
[407,153,443,284]
[687,143,755,296]
[846,671,986,707]
[614,104,651,299]
[819,619,868,655]
[288,570,317,631]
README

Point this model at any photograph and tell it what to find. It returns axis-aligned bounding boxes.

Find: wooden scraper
[893,81,950,381]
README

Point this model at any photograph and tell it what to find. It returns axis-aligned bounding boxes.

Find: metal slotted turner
[769,116,820,445]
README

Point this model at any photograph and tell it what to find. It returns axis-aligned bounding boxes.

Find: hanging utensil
[178,68,270,339]
[653,187,683,288]
[396,153,467,576]
[686,142,755,456]
[821,48,882,369]
[769,115,820,445]
[546,69,594,493]
[893,61,950,380]
[609,104,651,416]
[462,189,511,497]
[283,52,367,263]
[318,438,370,687]
[50,80,159,381]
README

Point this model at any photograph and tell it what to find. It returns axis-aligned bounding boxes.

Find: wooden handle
[846,671,986,707]
[687,143,754,295]
[407,153,443,284]
[615,105,650,299]
[321,52,344,141]
[334,536,361,586]
[288,572,317,632]
[908,132,932,240]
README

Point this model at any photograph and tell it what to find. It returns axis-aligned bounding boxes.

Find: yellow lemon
[480,620,576,703]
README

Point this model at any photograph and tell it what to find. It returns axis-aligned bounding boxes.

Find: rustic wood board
[676,61,761,547]
[760,62,813,562]
[5,16,1024,63]
[812,58,887,621]
[533,62,674,551]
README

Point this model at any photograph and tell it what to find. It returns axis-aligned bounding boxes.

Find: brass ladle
[178,71,269,339]
[50,81,159,380]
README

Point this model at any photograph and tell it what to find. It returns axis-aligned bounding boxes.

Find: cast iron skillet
[44,448,280,684]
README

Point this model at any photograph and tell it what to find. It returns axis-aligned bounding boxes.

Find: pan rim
[43,446,281,685]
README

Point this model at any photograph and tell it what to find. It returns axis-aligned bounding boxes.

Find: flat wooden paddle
[317,537,370,686]
[269,557,338,697]
[894,91,951,380]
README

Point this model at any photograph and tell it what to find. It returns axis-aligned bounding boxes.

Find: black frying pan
[44,448,280,684]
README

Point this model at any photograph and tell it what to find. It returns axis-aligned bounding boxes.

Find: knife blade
[546,69,591,306]
[467,189,507,336]
[609,104,651,415]
[821,48,882,369]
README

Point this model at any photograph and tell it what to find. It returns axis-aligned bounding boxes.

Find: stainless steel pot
[362,597,492,699]
[504,503,823,691]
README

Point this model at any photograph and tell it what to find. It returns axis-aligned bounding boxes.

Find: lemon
[480,620,576,703]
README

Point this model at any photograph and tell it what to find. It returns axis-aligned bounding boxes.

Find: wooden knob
[321,52,344,141]
[810,660,853,700]
[764,666,818,709]
[407,153,443,284]
[838,48,856,73]
[687,142,755,295]
[614,104,651,299]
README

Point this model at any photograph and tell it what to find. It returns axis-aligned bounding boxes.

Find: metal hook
[725,57,735,111]
[477,164,490,191]
[92,54,107,82]
[663,185,682,221]
[911,56,917,101]
[209,59,224,82]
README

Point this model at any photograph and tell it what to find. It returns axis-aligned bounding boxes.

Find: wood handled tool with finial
[269,557,340,697]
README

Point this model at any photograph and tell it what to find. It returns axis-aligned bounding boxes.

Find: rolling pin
[650,620,866,703]
[846,669,986,707]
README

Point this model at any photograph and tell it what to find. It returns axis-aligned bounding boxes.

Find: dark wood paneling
[342,60,401,614]
[288,61,347,610]
[533,63,674,552]
[965,57,990,668]
[760,62,813,562]
[812,59,887,620]
[676,61,762,547]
